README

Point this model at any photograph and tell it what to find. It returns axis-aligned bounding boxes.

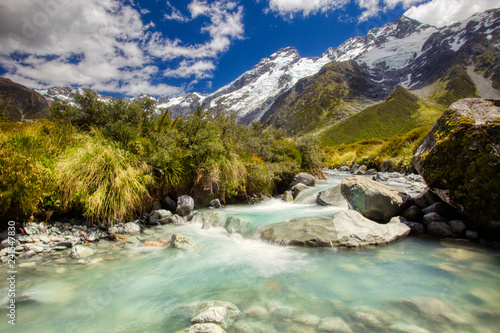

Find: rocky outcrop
[340,176,410,222]
[413,98,500,236]
[257,210,410,247]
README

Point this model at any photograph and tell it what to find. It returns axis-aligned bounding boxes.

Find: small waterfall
[294,190,319,205]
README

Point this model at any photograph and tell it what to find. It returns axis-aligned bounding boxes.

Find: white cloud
[404,0,500,27]
[164,1,190,22]
[0,0,244,97]
[265,0,349,17]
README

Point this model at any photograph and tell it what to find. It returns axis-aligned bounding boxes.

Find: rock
[152,201,162,210]
[427,222,455,238]
[291,183,307,198]
[149,209,173,224]
[111,234,129,242]
[466,230,480,241]
[123,222,140,235]
[124,236,141,248]
[232,320,275,333]
[282,191,294,202]
[244,305,269,319]
[338,166,350,172]
[177,324,226,333]
[224,216,248,234]
[351,311,384,330]
[394,297,470,325]
[340,176,410,223]
[413,98,500,236]
[168,214,185,225]
[163,196,177,211]
[373,172,389,181]
[422,212,446,225]
[258,210,410,247]
[294,314,321,327]
[421,202,454,218]
[70,245,94,258]
[318,316,352,333]
[187,211,204,224]
[401,205,423,222]
[38,234,51,244]
[414,188,441,208]
[403,221,425,234]
[290,172,315,188]
[350,164,360,174]
[355,165,368,175]
[192,306,229,328]
[448,220,467,235]
[177,195,195,216]
[210,199,222,209]
[365,168,377,175]
[390,324,430,333]
[144,240,165,247]
[317,185,348,208]
[170,233,196,249]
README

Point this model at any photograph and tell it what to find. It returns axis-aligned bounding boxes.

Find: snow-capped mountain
[41,8,500,125]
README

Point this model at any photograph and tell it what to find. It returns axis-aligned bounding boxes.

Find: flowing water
[1,175,500,333]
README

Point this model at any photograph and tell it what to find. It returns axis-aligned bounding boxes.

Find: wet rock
[341,176,410,223]
[191,301,240,330]
[365,168,377,175]
[111,234,130,242]
[70,245,94,258]
[291,183,307,198]
[149,209,173,224]
[177,323,226,333]
[395,297,470,325]
[282,191,294,202]
[290,172,316,187]
[403,221,425,234]
[294,314,321,327]
[170,234,196,249]
[124,236,141,248]
[232,320,275,333]
[422,212,446,225]
[225,216,248,234]
[55,241,73,248]
[24,243,44,253]
[168,214,185,225]
[210,199,222,209]
[144,240,165,247]
[317,185,347,208]
[351,311,384,330]
[187,211,204,224]
[258,210,410,247]
[244,304,269,319]
[448,220,466,235]
[152,201,162,210]
[177,195,195,216]
[338,166,350,172]
[123,222,140,235]
[422,202,454,218]
[414,188,441,208]
[401,205,422,222]
[318,316,352,333]
[427,222,455,238]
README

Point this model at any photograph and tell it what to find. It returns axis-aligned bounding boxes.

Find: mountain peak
[270,46,300,59]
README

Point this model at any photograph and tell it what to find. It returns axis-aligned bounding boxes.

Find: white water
[1,174,499,333]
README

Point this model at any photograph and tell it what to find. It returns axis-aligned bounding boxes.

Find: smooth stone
[390,323,430,333]
[318,316,352,333]
[422,212,446,226]
[177,323,226,333]
[187,211,204,224]
[394,297,470,324]
[70,245,94,258]
[422,202,454,218]
[351,311,384,329]
[427,222,455,238]
[294,314,321,327]
[291,183,307,198]
[402,205,423,222]
[448,220,466,235]
[38,234,51,244]
[144,240,165,247]
[414,188,441,208]
[19,262,37,268]
[466,230,480,241]
[244,305,269,319]
[317,185,348,208]
[168,214,185,225]
[282,191,294,202]
[25,243,45,253]
[149,209,173,224]
[290,172,315,187]
[403,221,425,234]
[170,234,196,249]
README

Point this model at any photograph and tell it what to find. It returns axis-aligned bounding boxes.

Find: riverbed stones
[177,195,195,216]
[149,209,173,224]
[123,222,140,235]
[178,324,226,333]
[290,172,316,187]
[257,210,410,247]
[70,245,94,258]
[318,316,352,333]
[317,185,347,208]
[170,233,196,249]
[340,176,410,222]
[191,301,241,329]
[413,98,500,236]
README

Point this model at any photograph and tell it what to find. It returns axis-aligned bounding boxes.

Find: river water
[1,175,500,333]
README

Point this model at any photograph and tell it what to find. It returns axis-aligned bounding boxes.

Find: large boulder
[290,172,316,188]
[177,195,195,216]
[413,98,500,236]
[257,210,410,247]
[317,185,348,208]
[340,176,410,223]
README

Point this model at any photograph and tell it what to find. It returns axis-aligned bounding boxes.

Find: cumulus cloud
[404,0,500,27]
[0,0,244,97]
[265,0,349,17]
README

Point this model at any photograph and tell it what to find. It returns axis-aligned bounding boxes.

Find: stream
[1,174,500,332]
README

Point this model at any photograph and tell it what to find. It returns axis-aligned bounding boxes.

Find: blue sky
[0,0,498,97]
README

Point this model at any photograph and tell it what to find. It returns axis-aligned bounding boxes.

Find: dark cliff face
[0,77,50,121]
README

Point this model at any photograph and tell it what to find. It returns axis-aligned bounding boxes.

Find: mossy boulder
[413,98,500,237]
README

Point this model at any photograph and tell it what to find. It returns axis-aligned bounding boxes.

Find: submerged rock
[318,316,352,333]
[224,216,248,234]
[190,301,240,330]
[177,323,226,333]
[341,176,410,222]
[70,245,94,258]
[170,234,196,249]
[257,210,410,247]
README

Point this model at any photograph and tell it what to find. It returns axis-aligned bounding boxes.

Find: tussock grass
[56,130,153,224]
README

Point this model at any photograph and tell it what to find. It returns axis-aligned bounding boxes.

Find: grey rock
[168,214,185,225]
[317,185,348,208]
[402,205,423,222]
[394,297,470,325]
[177,324,226,333]
[355,165,368,175]
[403,221,425,234]
[341,176,410,223]
[427,222,455,238]
[123,222,140,235]
[338,166,350,172]
[466,230,480,241]
[282,191,294,202]
[351,311,384,330]
[163,196,177,211]
[414,188,441,208]
[151,201,162,210]
[422,202,453,218]
[258,210,410,247]
[170,233,196,249]
[24,250,37,258]
[210,199,222,209]
[244,305,269,319]
[177,195,195,216]
[70,245,94,258]
[24,243,44,253]
[365,168,378,175]
[390,324,430,333]
[187,211,204,224]
[373,172,389,181]
[38,234,51,244]
[290,172,315,187]
[56,241,73,248]
[350,164,360,174]
[318,316,352,333]
[192,306,229,328]
[448,220,466,235]
[224,216,248,234]
[149,209,173,224]
[291,183,307,198]
[422,212,446,226]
